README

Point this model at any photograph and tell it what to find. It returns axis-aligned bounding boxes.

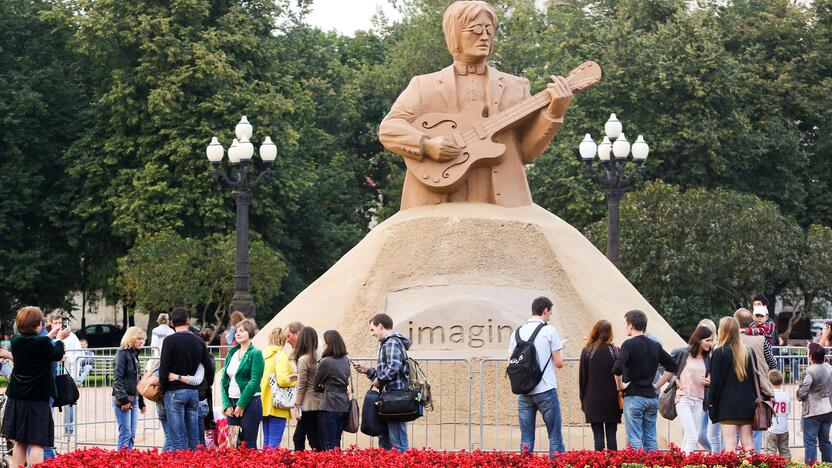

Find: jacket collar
[436,64,505,115]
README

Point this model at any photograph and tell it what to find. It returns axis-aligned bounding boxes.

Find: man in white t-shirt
[507,296,565,456]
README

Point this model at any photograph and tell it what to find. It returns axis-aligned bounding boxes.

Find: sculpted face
[456,10,494,63]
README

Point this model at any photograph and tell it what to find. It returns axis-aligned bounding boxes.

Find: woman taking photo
[293,326,322,451]
[796,342,832,464]
[260,327,297,448]
[707,317,757,452]
[221,319,265,449]
[671,325,713,452]
[3,306,69,467]
[818,322,832,348]
[113,326,147,450]
[313,330,351,450]
[578,320,621,451]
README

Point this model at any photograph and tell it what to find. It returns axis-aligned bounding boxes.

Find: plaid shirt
[746,320,775,346]
[366,333,411,391]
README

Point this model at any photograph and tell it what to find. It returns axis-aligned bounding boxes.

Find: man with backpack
[613,309,677,451]
[506,297,565,456]
[354,313,412,451]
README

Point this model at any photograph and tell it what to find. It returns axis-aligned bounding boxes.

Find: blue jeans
[113,401,139,450]
[698,409,711,452]
[379,420,409,451]
[198,400,210,447]
[227,396,262,449]
[158,399,172,452]
[753,430,763,452]
[64,405,76,436]
[262,416,287,448]
[319,411,348,450]
[708,421,722,453]
[804,412,832,464]
[518,388,564,456]
[75,364,93,386]
[623,395,658,451]
[163,389,200,451]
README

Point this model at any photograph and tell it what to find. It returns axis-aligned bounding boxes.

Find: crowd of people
[509,293,828,465]
[4,293,832,464]
[0,305,415,465]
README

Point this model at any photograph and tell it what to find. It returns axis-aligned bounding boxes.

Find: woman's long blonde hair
[717,317,747,381]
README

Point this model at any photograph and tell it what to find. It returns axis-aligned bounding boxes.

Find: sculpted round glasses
[463,24,496,36]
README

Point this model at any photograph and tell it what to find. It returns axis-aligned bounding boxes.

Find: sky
[305,0,402,35]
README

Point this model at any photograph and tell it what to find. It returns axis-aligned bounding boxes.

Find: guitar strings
[455,75,597,144]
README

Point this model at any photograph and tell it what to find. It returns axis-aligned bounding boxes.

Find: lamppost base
[230,293,256,318]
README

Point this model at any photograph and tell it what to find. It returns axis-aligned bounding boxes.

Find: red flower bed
[40,445,788,467]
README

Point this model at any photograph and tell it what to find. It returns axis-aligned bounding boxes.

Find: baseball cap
[752,305,769,317]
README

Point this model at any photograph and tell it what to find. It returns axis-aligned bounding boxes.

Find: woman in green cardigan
[221,319,265,449]
[3,306,69,468]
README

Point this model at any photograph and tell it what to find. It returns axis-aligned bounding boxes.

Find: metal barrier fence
[32,345,819,455]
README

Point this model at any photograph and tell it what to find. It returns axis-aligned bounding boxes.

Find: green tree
[586,181,804,333]
[118,231,286,337]
[0,0,86,320]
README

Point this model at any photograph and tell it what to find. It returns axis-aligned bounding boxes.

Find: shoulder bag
[53,373,80,408]
[750,349,774,430]
[269,350,297,409]
[345,375,360,433]
[609,346,625,410]
[376,339,423,422]
[137,367,162,402]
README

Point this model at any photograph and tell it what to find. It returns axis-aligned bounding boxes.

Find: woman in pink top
[671,326,714,452]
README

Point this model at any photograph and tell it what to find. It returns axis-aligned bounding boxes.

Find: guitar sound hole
[442,152,470,179]
[422,119,458,130]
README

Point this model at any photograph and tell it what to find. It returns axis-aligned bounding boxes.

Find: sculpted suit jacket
[379,64,563,210]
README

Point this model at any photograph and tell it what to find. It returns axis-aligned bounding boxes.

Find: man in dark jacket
[355,313,411,451]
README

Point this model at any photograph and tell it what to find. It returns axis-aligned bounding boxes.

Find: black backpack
[53,373,80,408]
[506,323,551,395]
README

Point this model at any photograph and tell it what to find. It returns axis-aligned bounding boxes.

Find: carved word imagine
[406,319,514,349]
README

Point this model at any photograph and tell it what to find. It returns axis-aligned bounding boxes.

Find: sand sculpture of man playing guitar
[379,0,600,210]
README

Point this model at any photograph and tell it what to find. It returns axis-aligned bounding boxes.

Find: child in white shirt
[764,369,790,461]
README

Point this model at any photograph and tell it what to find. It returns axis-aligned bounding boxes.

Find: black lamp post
[205,116,277,318]
[579,113,649,269]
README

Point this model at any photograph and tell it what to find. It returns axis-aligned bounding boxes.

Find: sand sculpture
[253,0,683,449]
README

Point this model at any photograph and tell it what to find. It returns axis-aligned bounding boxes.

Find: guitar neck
[482,90,552,135]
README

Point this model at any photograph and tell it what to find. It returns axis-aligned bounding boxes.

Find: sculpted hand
[422,136,460,162]
[545,75,572,119]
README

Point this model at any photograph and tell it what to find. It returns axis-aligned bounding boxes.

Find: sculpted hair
[120,326,146,349]
[442,0,498,59]
[585,319,614,349]
[717,317,747,381]
[15,306,44,335]
[370,313,393,330]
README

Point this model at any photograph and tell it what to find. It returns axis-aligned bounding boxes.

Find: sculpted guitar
[407,60,602,192]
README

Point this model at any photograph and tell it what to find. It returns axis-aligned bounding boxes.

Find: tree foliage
[117,231,286,335]
[586,181,804,333]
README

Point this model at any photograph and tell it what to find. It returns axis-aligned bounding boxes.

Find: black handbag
[361,389,385,436]
[376,387,422,422]
[53,373,80,408]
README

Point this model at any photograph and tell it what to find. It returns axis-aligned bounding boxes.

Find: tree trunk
[80,289,87,330]
[146,310,160,340]
[122,304,129,330]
